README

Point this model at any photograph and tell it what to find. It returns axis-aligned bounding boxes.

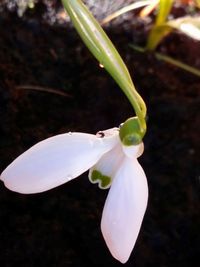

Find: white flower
[0,127,148,263]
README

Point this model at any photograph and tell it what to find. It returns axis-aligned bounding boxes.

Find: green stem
[61,0,146,133]
[146,0,174,50]
[155,52,200,77]
[130,44,200,78]
[155,0,174,26]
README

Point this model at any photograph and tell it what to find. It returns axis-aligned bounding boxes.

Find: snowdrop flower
[0,119,148,263]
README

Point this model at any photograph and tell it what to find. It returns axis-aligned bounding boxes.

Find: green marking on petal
[90,170,111,189]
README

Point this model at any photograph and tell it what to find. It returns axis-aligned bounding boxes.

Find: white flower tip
[0,170,16,192]
[101,221,134,264]
[0,168,34,194]
[1,169,7,183]
[0,175,5,188]
[100,158,148,264]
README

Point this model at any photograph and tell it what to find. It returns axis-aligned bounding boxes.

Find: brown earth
[0,1,199,267]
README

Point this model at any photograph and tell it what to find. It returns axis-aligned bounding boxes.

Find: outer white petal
[88,142,124,189]
[1,131,118,194]
[101,157,148,263]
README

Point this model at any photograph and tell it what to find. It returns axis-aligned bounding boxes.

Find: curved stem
[118,77,147,134]
[62,0,147,133]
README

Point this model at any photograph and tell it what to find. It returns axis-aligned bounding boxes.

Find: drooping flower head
[0,119,148,263]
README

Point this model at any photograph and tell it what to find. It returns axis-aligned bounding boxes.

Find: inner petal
[88,143,124,189]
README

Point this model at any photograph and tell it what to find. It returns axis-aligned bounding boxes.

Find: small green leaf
[155,52,200,78]
[146,24,172,50]
[147,16,200,50]
[155,0,174,26]
[146,0,174,50]
[129,44,200,78]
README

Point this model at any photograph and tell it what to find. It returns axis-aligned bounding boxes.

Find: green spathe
[61,0,147,136]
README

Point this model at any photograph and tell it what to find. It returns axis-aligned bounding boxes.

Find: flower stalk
[61,0,147,138]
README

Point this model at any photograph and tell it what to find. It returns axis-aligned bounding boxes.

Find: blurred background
[0,1,199,266]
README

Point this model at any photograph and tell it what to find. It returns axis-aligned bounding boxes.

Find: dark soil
[0,2,199,267]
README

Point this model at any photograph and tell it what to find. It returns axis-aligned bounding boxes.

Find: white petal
[1,132,118,194]
[122,142,144,159]
[101,157,148,263]
[88,142,124,189]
